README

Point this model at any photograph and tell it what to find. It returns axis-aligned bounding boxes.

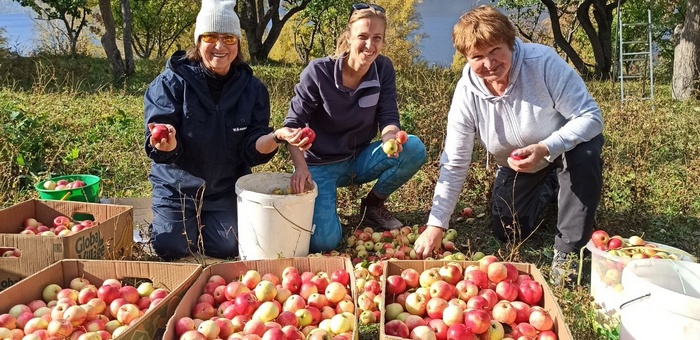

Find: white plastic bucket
[619,259,700,340]
[586,239,696,327]
[235,172,317,260]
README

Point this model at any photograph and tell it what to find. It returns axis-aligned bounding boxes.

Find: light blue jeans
[307,135,426,252]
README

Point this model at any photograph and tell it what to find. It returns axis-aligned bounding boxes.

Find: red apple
[510,150,524,160]
[234,292,260,317]
[386,275,407,295]
[495,281,519,301]
[446,323,474,340]
[151,124,169,141]
[608,237,623,250]
[385,320,410,338]
[510,300,531,323]
[300,127,316,144]
[191,302,215,320]
[395,130,408,144]
[97,285,120,305]
[591,229,610,247]
[119,286,140,304]
[460,207,473,218]
[529,307,554,331]
[464,309,490,334]
[518,280,544,306]
[464,269,489,290]
[330,269,349,287]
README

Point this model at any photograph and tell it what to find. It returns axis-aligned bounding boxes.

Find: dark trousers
[491,134,604,253]
[150,200,239,260]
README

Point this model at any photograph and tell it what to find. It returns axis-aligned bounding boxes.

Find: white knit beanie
[193,0,241,44]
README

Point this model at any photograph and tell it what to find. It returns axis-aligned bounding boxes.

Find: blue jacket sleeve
[376,57,401,130]
[283,65,319,128]
[240,81,276,167]
[143,73,184,163]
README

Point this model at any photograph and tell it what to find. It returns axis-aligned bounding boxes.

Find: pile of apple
[338,226,464,262]
[590,230,686,261]
[42,179,87,191]
[353,261,385,326]
[174,266,356,340]
[0,277,168,339]
[383,256,558,340]
[1,248,21,258]
[20,216,96,237]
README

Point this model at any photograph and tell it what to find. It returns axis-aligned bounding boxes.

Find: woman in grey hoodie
[414,6,604,284]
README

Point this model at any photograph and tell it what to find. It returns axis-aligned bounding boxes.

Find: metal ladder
[617,2,654,103]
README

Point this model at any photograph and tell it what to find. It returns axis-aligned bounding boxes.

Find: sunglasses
[351,3,385,13]
[200,33,239,45]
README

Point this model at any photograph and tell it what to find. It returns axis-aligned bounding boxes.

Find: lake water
[0,0,484,65]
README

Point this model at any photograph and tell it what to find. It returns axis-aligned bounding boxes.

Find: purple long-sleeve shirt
[283,54,401,164]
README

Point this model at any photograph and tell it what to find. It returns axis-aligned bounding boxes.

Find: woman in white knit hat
[143,0,303,260]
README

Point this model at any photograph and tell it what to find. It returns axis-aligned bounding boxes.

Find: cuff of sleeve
[426,215,449,230]
[541,138,563,162]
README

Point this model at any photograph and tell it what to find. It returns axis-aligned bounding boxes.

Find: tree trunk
[672,0,700,100]
[99,0,126,79]
[120,0,135,75]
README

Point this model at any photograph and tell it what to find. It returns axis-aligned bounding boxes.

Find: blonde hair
[333,7,387,58]
[452,6,516,58]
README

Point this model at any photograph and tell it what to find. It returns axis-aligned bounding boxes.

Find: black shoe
[359,200,403,230]
[551,249,579,285]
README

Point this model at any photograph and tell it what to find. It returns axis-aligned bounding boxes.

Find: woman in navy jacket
[143,0,293,260]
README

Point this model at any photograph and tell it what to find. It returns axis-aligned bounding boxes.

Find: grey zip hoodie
[426,38,604,229]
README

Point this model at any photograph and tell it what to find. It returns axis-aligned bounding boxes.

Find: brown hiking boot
[359,199,403,230]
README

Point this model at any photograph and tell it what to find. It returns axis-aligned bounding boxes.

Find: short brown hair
[452,6,516,58]
[185,38,245,64]
[333,7,387,58]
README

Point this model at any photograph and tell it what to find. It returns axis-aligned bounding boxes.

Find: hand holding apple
[395,130,408,144]
[147,123,176,151]
[382,138,399,156]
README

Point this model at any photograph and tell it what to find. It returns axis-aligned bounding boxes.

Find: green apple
[136,282,155,298]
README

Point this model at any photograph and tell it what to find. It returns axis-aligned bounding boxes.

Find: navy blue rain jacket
[144,51,276,211]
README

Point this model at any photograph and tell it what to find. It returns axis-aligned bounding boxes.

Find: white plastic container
[620,259,700,339]
[586,239,696,327]
[235,172,317,260]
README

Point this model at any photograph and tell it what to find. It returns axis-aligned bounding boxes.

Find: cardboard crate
[0,199,134,285]
[0,259,202,339]
[0,248,23,291]
[379,260,573,340]
[163,257,357,339]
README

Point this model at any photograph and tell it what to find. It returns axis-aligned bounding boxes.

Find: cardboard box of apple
[0,277,169,339]
[18,216,96,237]
[381,257,563,340]
[172,266,356,340]
[353,261,386,327]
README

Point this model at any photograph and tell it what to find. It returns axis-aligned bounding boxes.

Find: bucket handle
[272,201,313,234]
[619,292,651,310]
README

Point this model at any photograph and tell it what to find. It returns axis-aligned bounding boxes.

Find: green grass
[1,56,700,340]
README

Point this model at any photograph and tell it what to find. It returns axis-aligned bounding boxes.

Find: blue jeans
[307,135,426,252]
[150,200,239,260]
